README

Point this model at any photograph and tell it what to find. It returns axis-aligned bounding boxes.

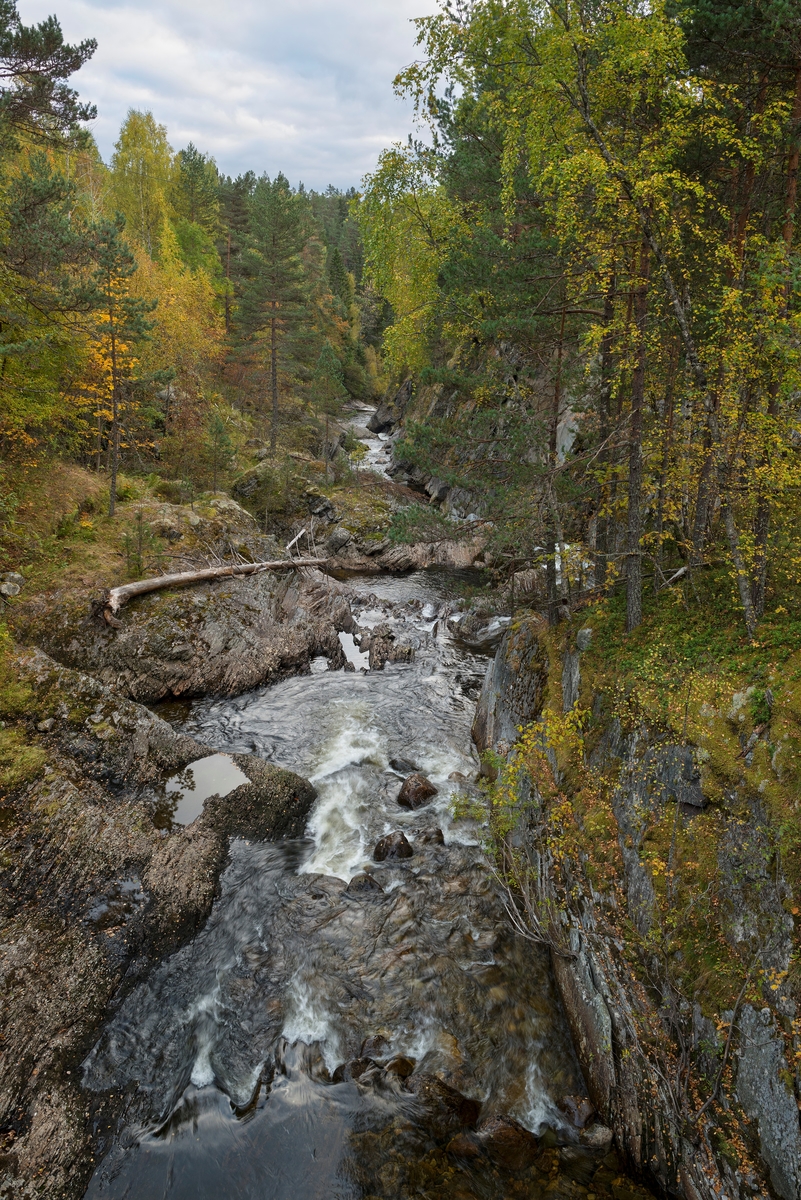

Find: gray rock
[2,571,24,587]
[367,378,413,433]
[472,617,548,770]
[576,627,593,651]
[737,1004,801,1200]
[326,526,352,554]
[0,582,20,596]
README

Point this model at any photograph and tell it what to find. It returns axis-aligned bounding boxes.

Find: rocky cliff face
[473,616,801,1200]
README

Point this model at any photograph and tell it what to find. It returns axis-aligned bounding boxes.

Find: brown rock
[373,831,413,861]
[397,773,438,810]
[476,1114,539,1171]
[360,1034,390,1058]
[384,1055,415,1078]
[446,1132,483,1160]
[345,872,384,896]
[405,1072,480,1139]
[331,1057,377,1083]
[558,1094,596,1129]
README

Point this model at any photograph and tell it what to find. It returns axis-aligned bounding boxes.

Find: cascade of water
[82,570,590,1200]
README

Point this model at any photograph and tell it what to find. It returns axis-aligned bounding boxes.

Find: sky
[17,0,441,190]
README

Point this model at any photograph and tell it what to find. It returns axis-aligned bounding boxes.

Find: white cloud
[16,0,440,188]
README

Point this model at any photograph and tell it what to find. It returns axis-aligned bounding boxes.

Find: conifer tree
[239,174,307,450]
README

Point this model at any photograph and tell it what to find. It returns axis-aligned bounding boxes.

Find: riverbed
[81,570,597,1199]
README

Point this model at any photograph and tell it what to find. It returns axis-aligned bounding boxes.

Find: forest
[4,2,801,1196]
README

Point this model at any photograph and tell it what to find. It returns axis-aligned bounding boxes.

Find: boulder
[476,1114,539,1171]
[331,1057,377,1083]
[404,1073,481,1140]
[326,526,352,554]
[446,1133,483,1160]
[558,1094,596,1129]
[373,832,413,862]
[360,1035,390,1058]
[384,1055,415,1078]
[390,756,419,775]
[416,827,445,846]
[345,872,385,896]
[397,773,438,810]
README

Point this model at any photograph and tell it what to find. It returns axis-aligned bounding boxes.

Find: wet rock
[384,1055,415,1078]
[446,1132,483,1160]
[360,1035,390,1058]
[1,648,319,1198]
[390,756,418,775]
[373,831,413,861]
[331,1057,377,1083]
[397,773,438,810]
[346,872,385,896]
[558,1094,596,1129]
[405,1073,480,1140]
[416,827,445,846]
[579,1123,614,1152]
[454,612,511,653]
[12,568,354,703]
[367,378,413,433]
[476,1114,539,1171]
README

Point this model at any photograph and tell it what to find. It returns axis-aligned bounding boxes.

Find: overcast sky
[17,0,440,190]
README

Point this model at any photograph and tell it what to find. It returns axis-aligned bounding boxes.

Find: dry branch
[94,558,328,627]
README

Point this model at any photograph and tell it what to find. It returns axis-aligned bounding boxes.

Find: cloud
[17,0,440,188]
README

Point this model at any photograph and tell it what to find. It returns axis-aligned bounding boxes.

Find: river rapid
[81,569,596,1200]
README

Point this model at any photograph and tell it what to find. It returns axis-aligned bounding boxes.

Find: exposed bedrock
[10,568,354,703]
[0,647,316,1199]
[474,615,801,1200]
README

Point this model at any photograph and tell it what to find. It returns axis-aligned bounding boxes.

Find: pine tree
[172,142,219,232]
[238,174,307,450]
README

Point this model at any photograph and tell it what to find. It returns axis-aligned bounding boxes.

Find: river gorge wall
[473,616,801,1200]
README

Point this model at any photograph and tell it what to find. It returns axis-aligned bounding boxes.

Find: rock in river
[397,772,438,809]
[373,831,413,861]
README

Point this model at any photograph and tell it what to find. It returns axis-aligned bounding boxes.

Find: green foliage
[110,109,172,257]
[172,142,218,233]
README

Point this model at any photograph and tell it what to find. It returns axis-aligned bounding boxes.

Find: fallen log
[93,558,328,627]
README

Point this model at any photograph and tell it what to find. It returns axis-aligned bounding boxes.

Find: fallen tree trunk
[94,558,328,627]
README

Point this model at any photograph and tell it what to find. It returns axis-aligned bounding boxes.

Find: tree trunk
[547,306,567,624]
[96,558,328,626]
[270,305,278,452]
[595,275,615,590]
[108,313,119,518]
[626,237,650,632]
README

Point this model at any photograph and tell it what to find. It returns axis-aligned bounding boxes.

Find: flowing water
[82,570,595,1200]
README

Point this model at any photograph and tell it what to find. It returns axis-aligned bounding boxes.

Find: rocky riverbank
[0,644,315,1197]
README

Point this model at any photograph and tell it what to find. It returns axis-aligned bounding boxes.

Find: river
[81,569,600,1200]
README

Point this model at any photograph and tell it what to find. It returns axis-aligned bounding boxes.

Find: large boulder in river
[11,569,353,703]
[367,378,413,433]
[404,1073,480,1140]
[373,831,413,861]
[476,1114,539,1171]
[397,773,438,810]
